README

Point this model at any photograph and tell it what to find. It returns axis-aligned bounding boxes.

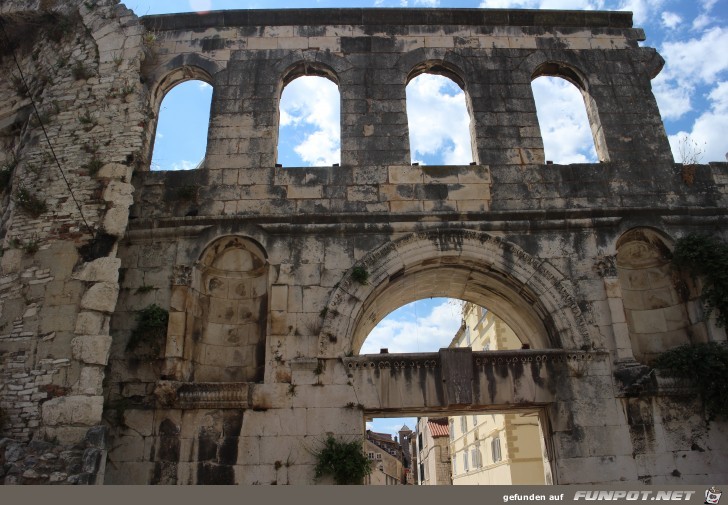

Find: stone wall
[0,3,727,485]
[0,0,146,483]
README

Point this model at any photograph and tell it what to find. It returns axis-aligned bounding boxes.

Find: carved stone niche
[181,236,269,383]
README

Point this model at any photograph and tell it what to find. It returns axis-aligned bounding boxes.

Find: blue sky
[131,0,727,436]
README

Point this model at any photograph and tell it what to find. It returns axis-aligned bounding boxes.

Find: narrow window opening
[406,73,475,166]
[151,79,212,171]
[278,75,340,167]
[531,75,599,164]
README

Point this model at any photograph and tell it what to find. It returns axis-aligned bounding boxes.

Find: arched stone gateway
[320,230,593,355]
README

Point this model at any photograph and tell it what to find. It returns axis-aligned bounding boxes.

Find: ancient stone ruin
[0,0,726,485]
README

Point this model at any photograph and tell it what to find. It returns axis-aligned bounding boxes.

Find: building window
[452,455,457,475]
[151,79,212,171]
[449,419,455,441]
[491,437,502,463]
[376,453,382,460]
[531,70,602,164]
[405,69,475,166]
[460,416,467,432]
[418,432,423,450]
[278,74,341,167]
[419,462,424,482]
[463,452,469,473]
[471,445,482,468]
[472,415,478,426]
[368,452,374,460]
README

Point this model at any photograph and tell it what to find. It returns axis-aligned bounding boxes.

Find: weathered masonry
[0,0,727,485]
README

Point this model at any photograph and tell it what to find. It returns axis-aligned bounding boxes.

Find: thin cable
[0,18,93,234]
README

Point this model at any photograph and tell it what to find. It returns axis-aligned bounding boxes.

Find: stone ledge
[154,380,250,409]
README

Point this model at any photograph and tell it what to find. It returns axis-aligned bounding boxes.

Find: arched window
[151,79,212,171]
[277,75,340,167]
[406,71,475,165]
[531,62,607,164]
[531,75,598,164]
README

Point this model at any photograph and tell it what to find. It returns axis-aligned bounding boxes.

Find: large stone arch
[318,230,593,356]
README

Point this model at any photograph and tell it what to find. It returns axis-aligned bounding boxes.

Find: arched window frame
[531,61,608,163]
[146,65,215,172]
[276,61,341,168]
[405,61,478,166]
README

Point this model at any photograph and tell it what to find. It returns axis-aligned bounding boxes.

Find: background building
[415,417,452,485]
[365,430,406,485]
[448,303,553,485]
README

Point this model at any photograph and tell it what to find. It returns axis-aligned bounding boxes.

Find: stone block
[41,426,93,446]
[1,248,22,274]
[270,284,288,311]
[72,257,121,283]
[287,184,324,199]
[75,310,108,335]
[608,298,627,323]
[73,366,105,395]
[304,407,362,437]
[123,409,154,437]
[41,395,104,426]
[80,282,119,314]
[96,163,132,180]
[71,335,112,365]
[103,180,135,206]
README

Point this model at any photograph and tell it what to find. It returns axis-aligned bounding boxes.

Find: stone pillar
[339,40,411,167]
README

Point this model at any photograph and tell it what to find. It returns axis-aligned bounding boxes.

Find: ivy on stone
[313,435,372,485]
[127,304,168,357]
[653,342,728,421]
[671,233,728,327]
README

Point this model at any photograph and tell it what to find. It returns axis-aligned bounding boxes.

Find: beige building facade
[449,304,553,485]
[416,417,451,485]
[364,437,404,485]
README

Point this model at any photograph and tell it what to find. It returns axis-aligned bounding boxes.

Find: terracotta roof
[427,420,449,438]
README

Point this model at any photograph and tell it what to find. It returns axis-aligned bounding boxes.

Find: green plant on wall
[15,185,48,218]
[351,266,369,285]
[127,304,168,357]
[671,233,728,327]
[652,342,728,421]
[312,435,372,485]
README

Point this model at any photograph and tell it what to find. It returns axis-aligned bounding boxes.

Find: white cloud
[406,74,473,165]
[661,27,728,85]
[654,27,728,121]
[616,0,665,26]
[478,0,603,10]
[691,13,714,31]
[668,81,728,163]
[198,81,212,91]
[170,159,198,171]
[360,300,462,354]
[279,76,340,166]
[188,0,212,12]
[652,78,694,120]
[531,76,598,163]
[660,11,682,29]
[413,0,440,5]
